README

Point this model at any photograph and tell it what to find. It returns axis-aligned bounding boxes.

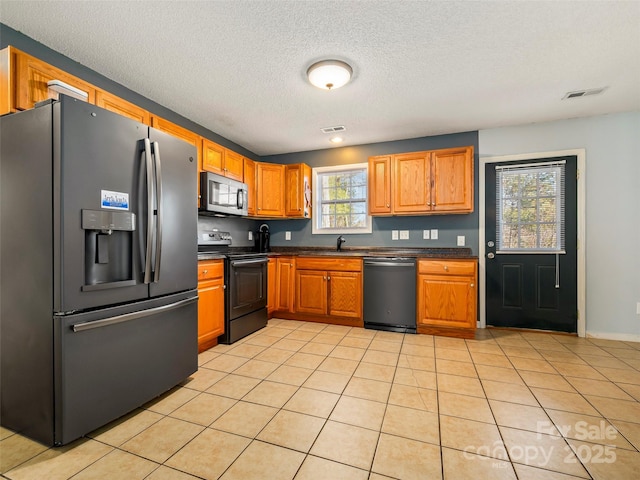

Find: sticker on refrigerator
[101,190,129,210]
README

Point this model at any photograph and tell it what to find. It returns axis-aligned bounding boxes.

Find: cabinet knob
[323,276,327,281]
[444,266,448,271]
[386,203,390,207]
[327,276,331,281]
[203,270,208,274]
[470,283,475,288]
[427,202,432,206]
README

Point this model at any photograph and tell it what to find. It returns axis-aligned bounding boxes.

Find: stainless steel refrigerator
[0,95,198,446]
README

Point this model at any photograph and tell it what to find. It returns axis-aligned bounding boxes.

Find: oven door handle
[230,258,268,267]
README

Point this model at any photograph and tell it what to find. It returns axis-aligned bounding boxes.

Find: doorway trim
[479,149,586,337]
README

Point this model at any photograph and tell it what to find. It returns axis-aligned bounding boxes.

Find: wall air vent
[562,87,607,100]
[321,125,346,134]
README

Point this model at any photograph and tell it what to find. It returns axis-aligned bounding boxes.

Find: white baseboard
[586,331,640,343]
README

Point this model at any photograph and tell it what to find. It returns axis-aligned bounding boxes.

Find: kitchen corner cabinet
[202,139,244,181]
[96,89,150,125]
[197,260,225,352]
[243,157,256,216]
[417,259,477,338]
[295,257,362,322]
[285,163,312,218]
[368,146,474,215]
[255,163,285,217]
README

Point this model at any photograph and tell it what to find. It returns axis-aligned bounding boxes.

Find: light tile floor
[2,319,640,479]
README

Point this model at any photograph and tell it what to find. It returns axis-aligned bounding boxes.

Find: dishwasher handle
[364,258,416,267]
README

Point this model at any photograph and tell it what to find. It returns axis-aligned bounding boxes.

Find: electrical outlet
[248,231,253,241]
[285,231,291,241]
[392,230,399,240]
[637,302,640,315]
[400,230,409,240]
[457,235,465,246]
[423,230,430,240]
[430,229,438,240]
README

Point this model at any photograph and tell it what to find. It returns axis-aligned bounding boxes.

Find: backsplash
[197,215,261,248]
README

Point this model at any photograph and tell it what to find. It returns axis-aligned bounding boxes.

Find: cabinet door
[224,150,244,181]
[276,258,295,312]
[256,163,285,217]
[368,155,392,214]
[197,277,225,351]
[417,274,476,329]
[328,271,362,318]
[285,164,303,217]
[267,258,276,313]
[393,152,431,213]
[202,139,225,175]
[95,90,150,125]
[15,49,96,110]
[431,146,474,213]
[243,157,256,216]
[295,270,327,315]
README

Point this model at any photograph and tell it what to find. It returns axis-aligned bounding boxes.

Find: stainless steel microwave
[200,172,248,216]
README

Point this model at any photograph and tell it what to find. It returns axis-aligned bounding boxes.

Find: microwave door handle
[143,139,154,284]
[152,141,163,282]
[237,188,245,209]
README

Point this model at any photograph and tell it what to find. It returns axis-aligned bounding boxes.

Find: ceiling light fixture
[307,60,352,90]
[330,136,344,144]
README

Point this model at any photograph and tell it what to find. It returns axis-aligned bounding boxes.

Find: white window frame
[311,163,372,235]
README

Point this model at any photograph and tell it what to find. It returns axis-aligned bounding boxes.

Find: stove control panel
[199,230,232,245]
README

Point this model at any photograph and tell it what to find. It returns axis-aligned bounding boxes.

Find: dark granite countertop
[267,246,476,259]
[197,252,226,261]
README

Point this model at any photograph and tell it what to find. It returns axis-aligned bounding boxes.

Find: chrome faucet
[337,235,346,252]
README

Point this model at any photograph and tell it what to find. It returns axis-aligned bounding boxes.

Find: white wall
[480,112,640,340]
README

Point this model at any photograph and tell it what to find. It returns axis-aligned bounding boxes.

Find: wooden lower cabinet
[417,259,477,338]
[293,257,363,326]
[268,256,295,317]
[197,260,225,352]
[267,257,276,314]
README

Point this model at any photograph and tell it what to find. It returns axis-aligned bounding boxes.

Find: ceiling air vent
[321,125,346,134]
[562,87,607,100]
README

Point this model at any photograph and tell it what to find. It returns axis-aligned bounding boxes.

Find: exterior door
[485,156,578,332]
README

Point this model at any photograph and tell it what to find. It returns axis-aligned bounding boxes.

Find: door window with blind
[496,161,565,253]
[312,163,372,234]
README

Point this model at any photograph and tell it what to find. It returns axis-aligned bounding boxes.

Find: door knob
[487,252,495,259]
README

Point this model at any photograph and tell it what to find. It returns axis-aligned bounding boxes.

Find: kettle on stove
[255,223,270,252]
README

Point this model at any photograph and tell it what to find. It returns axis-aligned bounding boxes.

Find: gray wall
[0,24,258,160]
[197,216,260,248]
[262,131,480,253]
[479,112,640,338]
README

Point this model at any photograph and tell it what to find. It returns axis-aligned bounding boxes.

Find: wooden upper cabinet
[14,47,96,111]
[368,155,391,214]
[431,146,474,213]
[202,139,225,175]
[368,146,474,215]
[243,157,256,216]
[96,90,150,125]
[255,162,285,217]
[202,139,244,181]
[285,163,312,218]
[393,152,431,214]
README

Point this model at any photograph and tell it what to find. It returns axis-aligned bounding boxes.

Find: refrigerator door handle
[152,141,163,282]
[71,296,198,332]
[143,139,154,284]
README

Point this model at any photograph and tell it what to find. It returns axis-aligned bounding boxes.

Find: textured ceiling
[1,1,639,156]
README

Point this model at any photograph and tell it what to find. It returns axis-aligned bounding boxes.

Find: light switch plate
[285,231,291,241]
[392,230,399,240]
[423,230,430,240]
[457,235,465,246]
[430,229,438,240]
[400,230,409,240]
[248,231,253,241]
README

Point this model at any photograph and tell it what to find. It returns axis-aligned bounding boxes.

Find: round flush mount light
[307,60,353,90]
[330,136,344,144]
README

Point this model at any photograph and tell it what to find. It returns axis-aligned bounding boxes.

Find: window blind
[495,160,566,253]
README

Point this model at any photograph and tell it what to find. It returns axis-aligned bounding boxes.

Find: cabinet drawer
[296,257,362,272]
[198,260,224,281]
[418,259,476,276]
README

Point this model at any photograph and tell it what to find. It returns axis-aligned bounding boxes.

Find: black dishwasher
[363,257,417,334]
